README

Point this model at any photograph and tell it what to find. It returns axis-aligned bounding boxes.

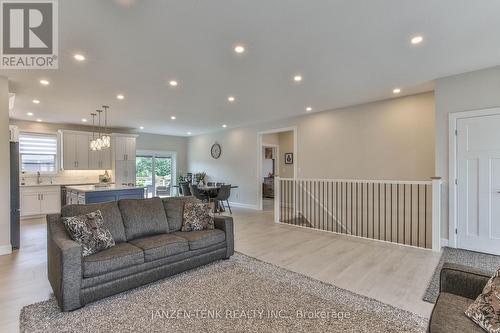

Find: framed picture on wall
[264,147,273,159]
[284,153,293,164]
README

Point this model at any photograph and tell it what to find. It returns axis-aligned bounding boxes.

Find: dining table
[197,185,239,213]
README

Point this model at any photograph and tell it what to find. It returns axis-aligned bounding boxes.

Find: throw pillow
[465,268,500,333]
[181,202,215,232]
[62,210,115,256]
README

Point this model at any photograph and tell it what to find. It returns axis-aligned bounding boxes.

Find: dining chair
[189,184,209,202]
[214,184,232,214]
[180,182,191,196]
[156,186,170,197]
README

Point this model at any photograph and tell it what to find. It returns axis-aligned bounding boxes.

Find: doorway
[257,127,297,211]
[450,109,500,255]
[136,150,176,198]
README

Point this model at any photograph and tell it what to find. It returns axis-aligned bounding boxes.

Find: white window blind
[19,133,58,173]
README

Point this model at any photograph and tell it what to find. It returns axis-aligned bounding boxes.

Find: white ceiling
[4,0,500,136]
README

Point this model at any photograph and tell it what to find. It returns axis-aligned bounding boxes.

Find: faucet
[37,171,41,184]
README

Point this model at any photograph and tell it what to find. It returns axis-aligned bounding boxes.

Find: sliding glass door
[136,152,174,198]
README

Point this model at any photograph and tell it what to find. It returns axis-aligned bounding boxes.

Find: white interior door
[457,114,500,255]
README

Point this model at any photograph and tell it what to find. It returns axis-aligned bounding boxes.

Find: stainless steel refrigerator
[10,140,20,249]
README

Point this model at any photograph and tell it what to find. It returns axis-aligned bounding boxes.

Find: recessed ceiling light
[293,75,303,82]
[187,131,192,135]
[27,112,34,116]
[227,96,235,102]
[39,79,50,85]
[116,94,125,100]
[81,118,87,122]
[171,116,176,120]
[32,99,40,104]
[169,80,178,87]
[222,124,227,128]
[139,126,144,130]
[410,36,423,45]
[234,45,245,54]
[36,119,42,122]
[393,88,401,94]
[305,106,313,112]
[74,54,85,61]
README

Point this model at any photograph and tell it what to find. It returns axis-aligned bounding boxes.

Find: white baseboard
[228,202,259,210]
[0,244,12,256]
[440,238,449,247]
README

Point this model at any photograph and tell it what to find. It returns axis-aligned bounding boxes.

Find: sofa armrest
[47,213,83,311]
[214,216,234,258]
[439,263,491,300]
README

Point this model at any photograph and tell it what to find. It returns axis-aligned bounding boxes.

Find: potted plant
[194,172,207,185]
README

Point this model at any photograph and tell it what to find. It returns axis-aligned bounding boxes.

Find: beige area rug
[21,253,427,332]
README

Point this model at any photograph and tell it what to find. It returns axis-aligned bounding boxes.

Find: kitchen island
[65,185,145,205]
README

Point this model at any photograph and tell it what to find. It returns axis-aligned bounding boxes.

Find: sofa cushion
[181,202,214,232]
[119,198,169,240]
[62,201,127,243]
[173,229,225,250]
[429,292,481,333]
[83,242,144,278]
[129,234,189,262]
[465,268,500,333]
[61,210,115,256]
[162,196,199,232]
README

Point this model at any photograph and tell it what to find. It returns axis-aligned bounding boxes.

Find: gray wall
[435,65,500,239]
[0,77,10,254]
[9,120,188,178]
[188,92,435,207]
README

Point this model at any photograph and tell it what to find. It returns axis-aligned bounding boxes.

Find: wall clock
[211,143,222,159]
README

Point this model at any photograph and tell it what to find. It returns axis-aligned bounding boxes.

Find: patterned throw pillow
[62,210,115,256]
[181,202,215,232]
[465,268,500,333]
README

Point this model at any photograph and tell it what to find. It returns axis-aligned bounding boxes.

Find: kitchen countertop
[65,184,145,193]
[20,182,115,187]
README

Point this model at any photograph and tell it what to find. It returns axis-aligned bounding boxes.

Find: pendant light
[101,105,111,148]
[89,113,98,151]
[95,110,103,151]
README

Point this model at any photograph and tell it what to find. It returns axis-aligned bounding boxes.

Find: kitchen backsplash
[21,170,114,186]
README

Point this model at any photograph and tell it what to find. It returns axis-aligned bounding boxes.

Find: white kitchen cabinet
[115,160,136,185]
[20,186,61,217]
[89,137,112,170]
[62,131,89,170]
[113,134,137,185]
[114,136,136,161]
[21,192,41,216]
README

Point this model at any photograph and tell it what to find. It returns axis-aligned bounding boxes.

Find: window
[19,133,58,173]
[136,150,177,197]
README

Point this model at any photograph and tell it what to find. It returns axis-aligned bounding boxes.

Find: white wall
[435,65,500,239]
[188,92,435,207]
[278,131,294,178]
[0,77,11,255]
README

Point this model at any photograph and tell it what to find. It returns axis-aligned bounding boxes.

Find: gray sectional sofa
[428,263,490,333]
[47,196,234,311]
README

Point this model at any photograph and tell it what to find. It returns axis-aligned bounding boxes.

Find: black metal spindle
[424,185,428,248]
[417,184,420,247]
[378,183,381,240]
[410,184,413,246]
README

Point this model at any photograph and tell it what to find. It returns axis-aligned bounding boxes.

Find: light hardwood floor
[0,206,440,332]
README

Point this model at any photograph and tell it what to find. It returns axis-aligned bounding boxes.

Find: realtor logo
[1,0,58,69]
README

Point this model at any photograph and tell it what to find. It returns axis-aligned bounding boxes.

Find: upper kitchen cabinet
[114,135,137,161]
[60,131,90,170]
[88,136,112,170]
[112,134,138,185]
